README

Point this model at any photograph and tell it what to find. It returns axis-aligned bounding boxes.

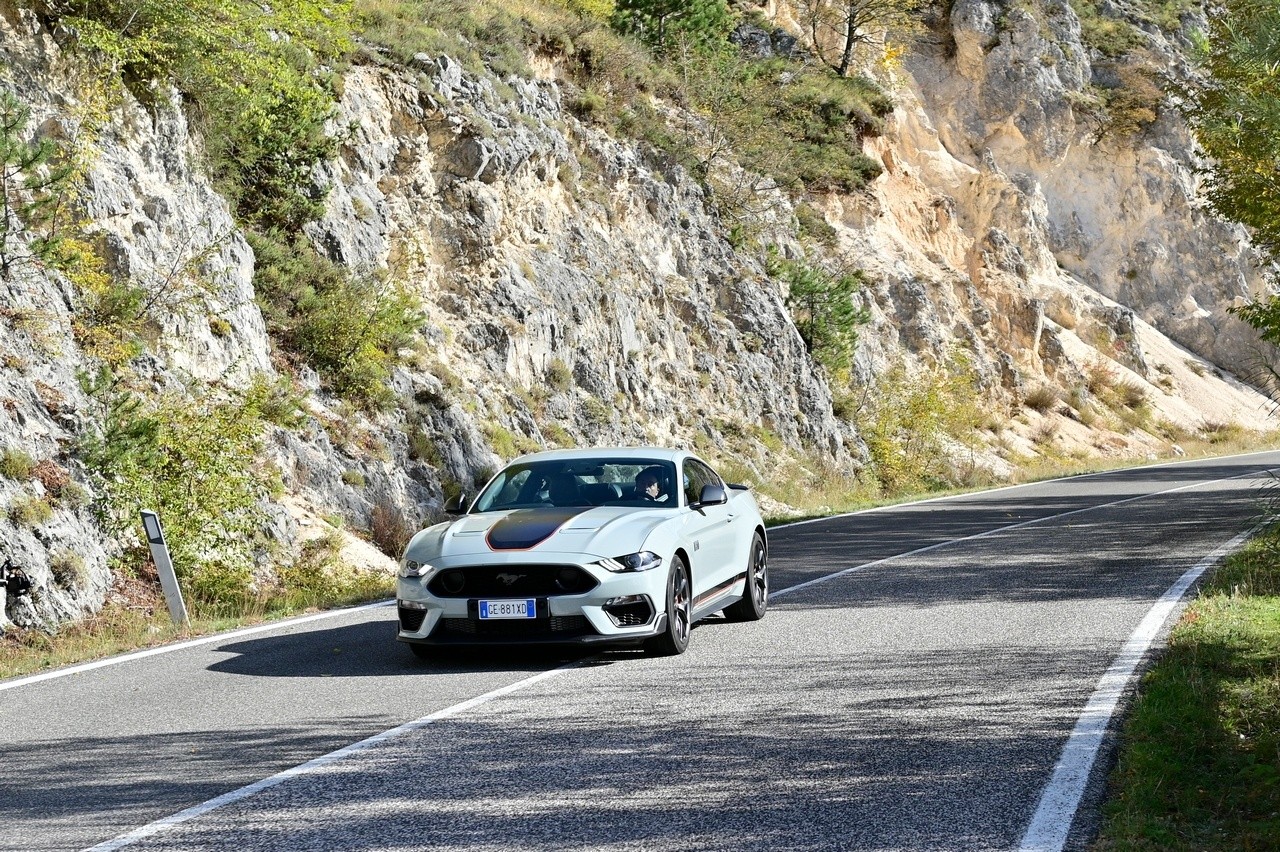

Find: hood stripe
[486,507,589,551]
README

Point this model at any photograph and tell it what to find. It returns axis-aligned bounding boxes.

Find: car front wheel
[646,555,691,656]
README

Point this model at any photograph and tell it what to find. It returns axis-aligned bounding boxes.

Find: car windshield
[471,459,680,511]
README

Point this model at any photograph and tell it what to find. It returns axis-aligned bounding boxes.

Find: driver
[635,467,669,503]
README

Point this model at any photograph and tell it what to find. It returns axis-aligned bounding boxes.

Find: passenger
[548,475,581,506]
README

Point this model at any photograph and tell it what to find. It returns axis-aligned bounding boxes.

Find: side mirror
[442,493,468,515]
[696,483,727,507]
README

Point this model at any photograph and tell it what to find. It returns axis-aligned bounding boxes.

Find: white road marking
[0,600,394,693]
[31,457,1276,850]
[772,467,1266,599]
[1017,526,1260,852]
[7,452,1274,693]
[83,663,577,851]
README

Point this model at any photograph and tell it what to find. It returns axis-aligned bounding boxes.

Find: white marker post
[141,510,188,626]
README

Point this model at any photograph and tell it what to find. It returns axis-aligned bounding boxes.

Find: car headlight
[596,551,663,573]
[399,559,435,578]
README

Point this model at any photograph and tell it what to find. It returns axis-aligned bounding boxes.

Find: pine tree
[611,0,732,54]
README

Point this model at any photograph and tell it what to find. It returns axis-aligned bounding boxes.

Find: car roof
[507,447,689,465]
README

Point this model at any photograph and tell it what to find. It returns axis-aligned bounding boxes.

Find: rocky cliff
[0,0,1274,633]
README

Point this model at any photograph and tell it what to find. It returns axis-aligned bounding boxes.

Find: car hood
[404,506,673,564]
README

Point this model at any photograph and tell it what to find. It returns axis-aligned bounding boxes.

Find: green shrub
[0,448,36,480]
[250,232,422,407]
[547,359,573,392]
[77,368,277,579]
[49,549,87,588]
[341,469,366,487]
[582,396,611,426]
[186,560,257,617]
[0,90,79,281]
[51,0,351,234]
[767,249,870,376]
[857,358,984,496]
[8,494,53,527]
[1069,0,1146,57]
[275,531,390,611]
[1023,385,1059,412]
[610,0,732,55]
[796,203,838,246]
[571,87,608,118]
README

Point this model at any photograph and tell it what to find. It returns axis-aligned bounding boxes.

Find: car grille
[435,615,594,639]
[398,606,427,632]
[427,564,598,598]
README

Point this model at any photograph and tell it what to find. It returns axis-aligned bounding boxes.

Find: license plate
[478,599,537,620]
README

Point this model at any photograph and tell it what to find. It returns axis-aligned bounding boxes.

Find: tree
[611,0,732,54]
[767,249,870,375]
[794,0,921,77]
[0,90,76,279]
[1180,0,1280,343]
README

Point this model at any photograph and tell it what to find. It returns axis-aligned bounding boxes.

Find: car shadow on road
[204,616,600,679]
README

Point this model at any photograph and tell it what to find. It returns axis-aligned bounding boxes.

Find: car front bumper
[396,558,667,648]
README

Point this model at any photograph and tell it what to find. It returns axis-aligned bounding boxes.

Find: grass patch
[1095,524,1280,849]
[0,448,36,480]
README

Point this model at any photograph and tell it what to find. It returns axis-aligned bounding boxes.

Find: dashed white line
[83,663,577,851]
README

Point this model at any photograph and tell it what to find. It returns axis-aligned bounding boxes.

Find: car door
[680,457,740,598]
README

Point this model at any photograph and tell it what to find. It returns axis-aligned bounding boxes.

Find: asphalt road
[3,451,1278,851]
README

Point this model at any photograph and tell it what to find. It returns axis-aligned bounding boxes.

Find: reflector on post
[140,510,188,626]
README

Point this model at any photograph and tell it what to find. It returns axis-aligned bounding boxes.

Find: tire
[723,532,768,622]
[646,556,692,656]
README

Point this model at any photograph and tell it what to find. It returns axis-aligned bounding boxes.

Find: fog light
[602,595,654,627]
[398,599,427,610]
[439,571,465,594]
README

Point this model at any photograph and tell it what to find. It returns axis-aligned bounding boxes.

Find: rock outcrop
[0,0,1275,632]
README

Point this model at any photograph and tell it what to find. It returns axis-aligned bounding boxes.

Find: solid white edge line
[1016,525,1262,852]
[83,662,579,851]
[0,600,396,693]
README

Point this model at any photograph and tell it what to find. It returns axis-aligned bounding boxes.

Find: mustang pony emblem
[496,572,523,586]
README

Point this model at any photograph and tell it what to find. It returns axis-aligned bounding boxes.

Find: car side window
[682,459,720,506]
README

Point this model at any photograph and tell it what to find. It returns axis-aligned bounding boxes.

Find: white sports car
[396,447,768,657]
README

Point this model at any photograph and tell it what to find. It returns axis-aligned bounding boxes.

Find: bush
[77,370,277,579]
[1023,385,1059,413]
[370,500,415,558]
[186,561,256,617]
[1069,0,1146,57]
[0,448,36,480]
[768,250,870,376]
[857,358,983,496]
[8,494,53,527]
[49,549,86,588]
[250,232,423,406]
[275,531,390,611]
